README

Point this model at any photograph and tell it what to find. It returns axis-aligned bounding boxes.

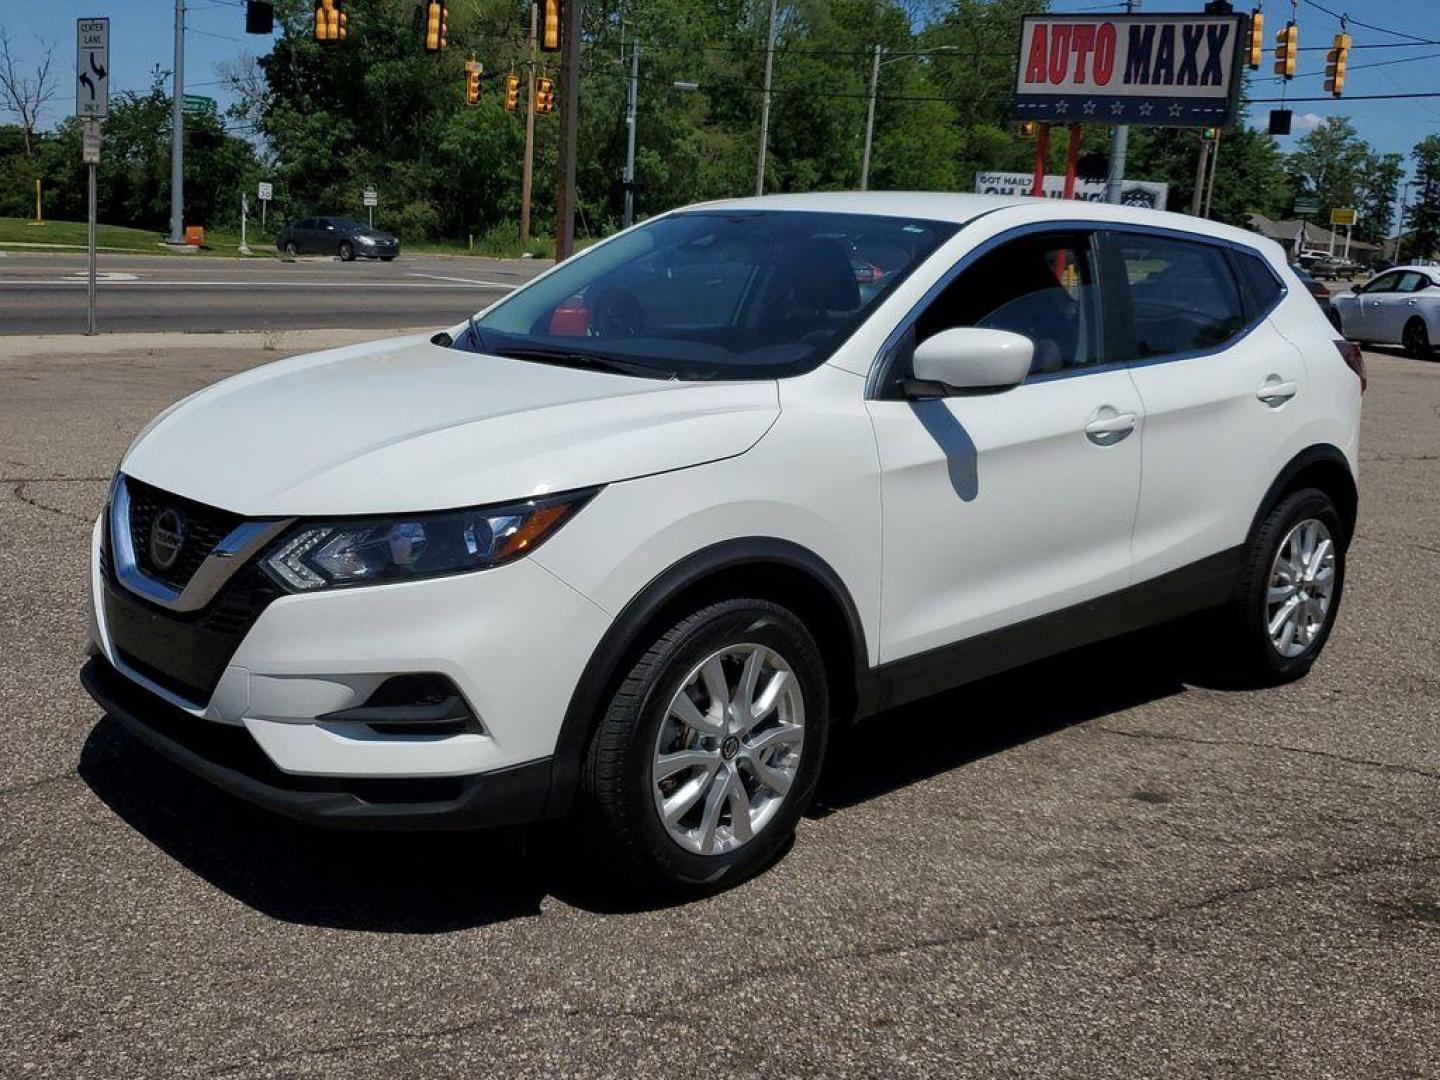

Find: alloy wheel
[651,643,805,856]
[1265,518,1337,658]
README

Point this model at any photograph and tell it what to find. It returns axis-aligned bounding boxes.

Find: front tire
[1212,488,1346,685]
[338,240,355,262]
[580,599,829,894]
[282,241,298,257]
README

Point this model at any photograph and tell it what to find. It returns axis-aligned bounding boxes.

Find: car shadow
[79,627,1202,931]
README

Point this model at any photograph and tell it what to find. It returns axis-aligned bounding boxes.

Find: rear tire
[1403,317,1434,360]
[579,599,829,895]
[282,241,297,257]
[1209,488,1346,686]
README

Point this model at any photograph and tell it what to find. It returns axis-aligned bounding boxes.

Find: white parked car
[1331,264,1440,358]
[84,193,1364,892]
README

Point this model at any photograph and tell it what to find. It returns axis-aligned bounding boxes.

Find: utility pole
[1190,137,1210,217]
[1203,131,1221,218]
[623,43,640,227]
[553,0,582,259]
[1392,181,1412,262]
[755,0,778,196]
[860,44,881,191]
[167,0,186,246]
[1104,0,1137,203]
[520,1,537,246]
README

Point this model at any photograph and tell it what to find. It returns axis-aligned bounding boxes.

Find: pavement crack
[1092,723,1440,781]
[1354,530,1440,558]
[7,481,94,525]
[205,1004,709,1075]
[0,475,109,483]
[0,771,76,800]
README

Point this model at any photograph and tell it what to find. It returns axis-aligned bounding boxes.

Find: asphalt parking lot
[2,336,1437,1078]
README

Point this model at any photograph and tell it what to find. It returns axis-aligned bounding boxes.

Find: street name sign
[75,18,109,119]
[182,94,217,116]
[1330,208,1357,226]
[1014,12,1245,129]
[363,186,378,207]
[1295,197,1320,216]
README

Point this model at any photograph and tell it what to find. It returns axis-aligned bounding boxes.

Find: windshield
[461,210,957,380]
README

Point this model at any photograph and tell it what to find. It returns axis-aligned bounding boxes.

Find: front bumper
[81,655,550,829]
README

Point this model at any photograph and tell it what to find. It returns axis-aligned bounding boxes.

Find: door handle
[1084,411,1138,444]
[1256,377,1299,406]
[1408,299,1419,306]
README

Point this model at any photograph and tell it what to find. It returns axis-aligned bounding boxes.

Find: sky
[5,0,1440,179]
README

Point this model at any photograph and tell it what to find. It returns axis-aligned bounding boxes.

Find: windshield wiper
[491,345,671,379]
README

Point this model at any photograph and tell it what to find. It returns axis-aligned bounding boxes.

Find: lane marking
[407,272,525,288]
[0,280,515,289]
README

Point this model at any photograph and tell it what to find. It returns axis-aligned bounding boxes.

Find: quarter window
[1233,251,1283,315]
[1117,235,1245,358]
[909,232,1103,377]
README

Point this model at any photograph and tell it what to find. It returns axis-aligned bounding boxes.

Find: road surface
[0,251,550,334]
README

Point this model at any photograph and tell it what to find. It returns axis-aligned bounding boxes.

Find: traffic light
[1273,21,1297,79]
[465,59,482,106]
[1247,8,1264,70]
[503,72,520,112]
[424,1,447,53]
[535,76,555,114]
[314,0,346,42]
[1018,120,1037,140]
[246,1,274,35]
[541,0,562,52]
[1325,31,1352,96]
[1201,126,1220,141]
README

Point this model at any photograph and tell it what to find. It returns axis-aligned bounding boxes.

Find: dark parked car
[276,216,400,261]
[1291,263,1340,329]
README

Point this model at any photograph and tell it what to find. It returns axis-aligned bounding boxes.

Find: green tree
[1286,116,1369,223]
[1405,134,1440,262]
[1356,151,1403,248]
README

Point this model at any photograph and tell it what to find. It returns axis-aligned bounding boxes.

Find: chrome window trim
[110,474,293,613]
[866,218,1291,398]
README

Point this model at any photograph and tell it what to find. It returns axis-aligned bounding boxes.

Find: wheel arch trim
[1249,443,1358,552]
[542,537,869,817]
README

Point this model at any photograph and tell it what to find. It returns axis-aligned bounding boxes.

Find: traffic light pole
[521,2,537,246]
[167,0,186,245]
[623,43,640,227]
[553,0,582,260]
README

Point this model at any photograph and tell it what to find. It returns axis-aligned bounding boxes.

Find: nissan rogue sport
[83,193,1364,892]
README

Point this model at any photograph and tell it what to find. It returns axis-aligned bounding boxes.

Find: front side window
[904,232,1103,378]
[1360,271,1401,294]
[464,211,957,380]
[1118,235,1245,358]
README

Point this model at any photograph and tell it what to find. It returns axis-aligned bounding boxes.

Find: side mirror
[910,328,1033,394]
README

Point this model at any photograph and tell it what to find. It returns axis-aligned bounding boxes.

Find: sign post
[363,184,378,228]
[1331,208,1357,261]
[257,181,273,228]
[76,18,109,336]
[239,192,251,256]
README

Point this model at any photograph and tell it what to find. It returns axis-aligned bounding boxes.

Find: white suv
[84,194,1364,892]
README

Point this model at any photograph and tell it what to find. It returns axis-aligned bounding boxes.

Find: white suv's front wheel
[580,599,829,894]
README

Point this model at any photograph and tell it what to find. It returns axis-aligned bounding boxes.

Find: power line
[1252,90,1440,103]
[1299,0,1440,47]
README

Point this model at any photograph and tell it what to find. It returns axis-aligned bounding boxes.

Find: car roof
[681,191,1279,255]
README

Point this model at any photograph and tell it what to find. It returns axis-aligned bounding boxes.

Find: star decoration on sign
[1168,102,1184,118]
[1082,100,1097,116]
[1110,102,1125,117]
[1054,99,1070,115]
[1137,102,1154,118]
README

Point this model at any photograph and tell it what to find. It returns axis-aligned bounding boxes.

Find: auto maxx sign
[1014,13,1245,129]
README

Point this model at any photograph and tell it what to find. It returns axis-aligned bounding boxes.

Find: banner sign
[975,171,1168,210]
[1014,13,1245,129]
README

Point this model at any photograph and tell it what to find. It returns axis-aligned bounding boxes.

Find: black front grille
[126,476,245,591]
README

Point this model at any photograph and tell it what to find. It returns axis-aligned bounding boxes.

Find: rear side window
[1234,252,1283,315]
[1117,235,1246,359]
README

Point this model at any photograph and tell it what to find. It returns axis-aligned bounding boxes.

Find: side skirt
[859,546,1243,716]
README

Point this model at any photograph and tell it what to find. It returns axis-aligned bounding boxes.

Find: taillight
[1334,339,1366,393]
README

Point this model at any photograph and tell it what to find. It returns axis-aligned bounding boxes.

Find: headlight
[262,489,595,592]
[358,235,376,244]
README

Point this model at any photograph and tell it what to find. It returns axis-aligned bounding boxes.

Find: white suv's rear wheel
[580,599,828,893]
[1215,487,1347,684]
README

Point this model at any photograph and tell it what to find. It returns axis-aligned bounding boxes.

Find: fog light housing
[318,673,480,736]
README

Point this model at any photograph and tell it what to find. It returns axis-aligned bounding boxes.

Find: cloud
[1295,113,1324,131]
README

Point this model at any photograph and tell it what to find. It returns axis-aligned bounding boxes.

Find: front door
[1349,270,1402,341]
[867,229,1143,664]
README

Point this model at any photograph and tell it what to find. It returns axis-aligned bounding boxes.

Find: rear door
[1109,231,1308,583]
[1373,271,1427,343]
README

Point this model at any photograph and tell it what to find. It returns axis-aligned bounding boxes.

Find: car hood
[120,335,780,516]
